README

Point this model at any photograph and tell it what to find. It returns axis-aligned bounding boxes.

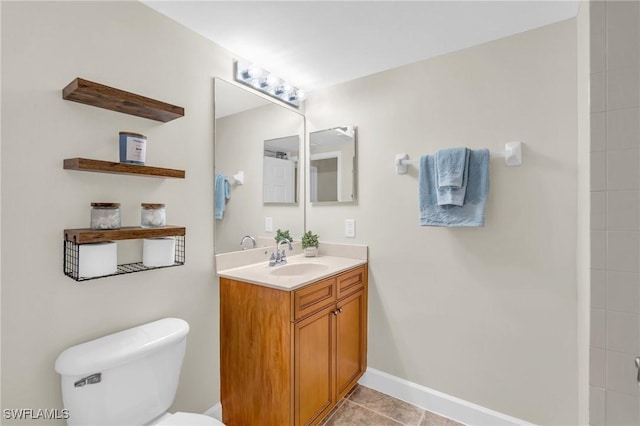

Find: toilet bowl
[54,318,223,426]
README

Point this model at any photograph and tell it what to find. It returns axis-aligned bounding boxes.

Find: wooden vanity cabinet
[220,265,368,426]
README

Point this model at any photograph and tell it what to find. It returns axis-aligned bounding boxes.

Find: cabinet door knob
[332,310,339,316]
[338,307,343,313]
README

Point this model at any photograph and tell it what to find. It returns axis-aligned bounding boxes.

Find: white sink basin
[270,262,329,276]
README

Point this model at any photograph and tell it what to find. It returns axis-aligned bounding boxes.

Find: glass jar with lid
[90,203,121,230]
[141,203,166,228]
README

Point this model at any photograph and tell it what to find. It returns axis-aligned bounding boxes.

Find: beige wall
[1,1,231,423]
[306,20,578,425]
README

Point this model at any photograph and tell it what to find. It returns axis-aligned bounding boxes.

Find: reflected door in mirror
[264,135,299,204]
[309,126,356,203]
[264,156,295,203]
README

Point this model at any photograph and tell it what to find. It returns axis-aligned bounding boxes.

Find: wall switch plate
[265,217,273,232]
[345,219,356,238]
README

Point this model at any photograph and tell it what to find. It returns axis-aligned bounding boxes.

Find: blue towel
[419,149,490,227]
[214,173,231,220]
[436,147,470,206]
[436,147,468,187]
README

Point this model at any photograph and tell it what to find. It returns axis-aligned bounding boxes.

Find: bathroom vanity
[218,256,367,426]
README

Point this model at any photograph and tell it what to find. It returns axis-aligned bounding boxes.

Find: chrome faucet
[239,235,256,250]
[269,238,293,266]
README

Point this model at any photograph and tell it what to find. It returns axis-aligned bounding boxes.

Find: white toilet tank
[55,318,190,426]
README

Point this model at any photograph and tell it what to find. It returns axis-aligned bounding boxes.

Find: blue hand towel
[214,173,231,220]
[436,147,470,206]
[419,149,490,227]
[436,147,468,187]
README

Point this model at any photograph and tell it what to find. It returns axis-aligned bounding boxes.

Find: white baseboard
[204,368,534,426]
[203,402,222,421]
[358,368,535,426]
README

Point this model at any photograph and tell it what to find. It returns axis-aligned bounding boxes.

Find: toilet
[54,318,223,426]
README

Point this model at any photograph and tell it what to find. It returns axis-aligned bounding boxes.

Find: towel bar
[395,141,522,174]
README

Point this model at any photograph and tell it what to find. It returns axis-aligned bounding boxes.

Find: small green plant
[275,229,292,243]
[301,231,319,249]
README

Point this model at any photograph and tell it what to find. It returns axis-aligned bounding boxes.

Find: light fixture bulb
[296,89,306,101]
[248,64,263,79]
[281,83,292,94]
[266,74,279,87]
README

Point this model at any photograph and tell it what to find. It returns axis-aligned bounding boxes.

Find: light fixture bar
[234,60,305,108]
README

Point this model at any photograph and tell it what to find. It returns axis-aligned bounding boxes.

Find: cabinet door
[335,290,367,399]
[294,304,336,426]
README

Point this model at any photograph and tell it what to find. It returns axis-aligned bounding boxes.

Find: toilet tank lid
[55,318,189,376]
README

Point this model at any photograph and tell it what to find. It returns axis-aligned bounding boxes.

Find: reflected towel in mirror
[215,173,231,220]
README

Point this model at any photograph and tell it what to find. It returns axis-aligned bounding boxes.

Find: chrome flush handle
[635,357,640,385]
[74,372,101,387]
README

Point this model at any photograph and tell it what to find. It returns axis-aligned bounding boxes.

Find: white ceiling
[143,1,579,93]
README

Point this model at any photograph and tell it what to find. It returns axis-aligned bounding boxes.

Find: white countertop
[217,254,367,291]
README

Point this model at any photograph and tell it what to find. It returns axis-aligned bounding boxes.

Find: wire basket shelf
[64,235,185,282]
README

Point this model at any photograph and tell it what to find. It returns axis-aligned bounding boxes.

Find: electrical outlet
[265,217,273,232]
[345,219,356,238]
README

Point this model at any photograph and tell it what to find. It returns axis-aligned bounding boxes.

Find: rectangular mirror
[309,126,356,203]
[214,78,305,254]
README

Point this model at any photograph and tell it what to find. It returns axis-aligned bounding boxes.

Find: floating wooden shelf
[64,226,186,244]
[62,78,187,281]
[63,158,185,179]
[62,78,184,122]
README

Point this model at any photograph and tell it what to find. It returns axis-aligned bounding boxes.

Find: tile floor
[319,385,465,426]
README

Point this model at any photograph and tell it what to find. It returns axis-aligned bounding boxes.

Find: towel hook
[233,171,245,185]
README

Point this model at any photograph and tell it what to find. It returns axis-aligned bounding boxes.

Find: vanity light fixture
[234,60,306,108]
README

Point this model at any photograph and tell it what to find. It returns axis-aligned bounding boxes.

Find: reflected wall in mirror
[214,79,305,254]
[309,126,356,203]
[264,135,299,204]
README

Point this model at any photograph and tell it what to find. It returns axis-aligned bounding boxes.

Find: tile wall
[590,1,640,424]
